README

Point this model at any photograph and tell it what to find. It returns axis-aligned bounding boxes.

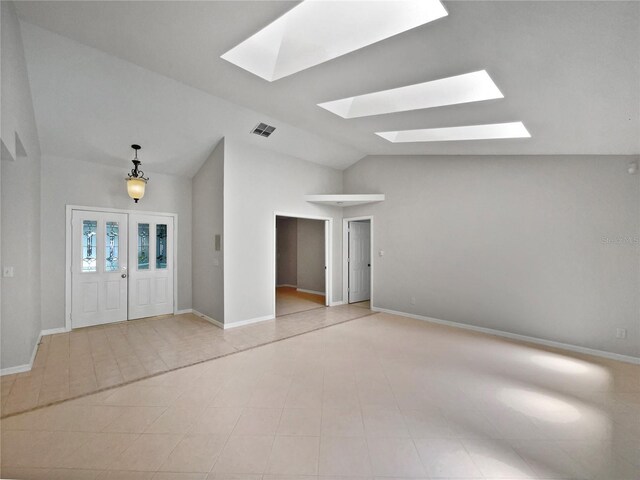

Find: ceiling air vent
[251,122,276,138]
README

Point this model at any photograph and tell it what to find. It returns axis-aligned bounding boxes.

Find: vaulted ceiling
[16,1,640,175]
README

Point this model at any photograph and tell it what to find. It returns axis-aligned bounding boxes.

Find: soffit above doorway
[305,194,385,207]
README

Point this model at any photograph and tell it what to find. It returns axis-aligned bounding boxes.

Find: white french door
[70,209,175,328]
[128,214,174,320]
[348,220,371,303]
[71,210,129,328]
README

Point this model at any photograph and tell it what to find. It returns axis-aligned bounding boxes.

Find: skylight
[376,122,531,143]
[221,0,448,81]
[318,70,503,118]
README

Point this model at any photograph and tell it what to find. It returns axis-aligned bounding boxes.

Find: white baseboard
[225,314,274,329]
[1,328,46,376]
[372,307,640,365]
[276,284,297,288]
[175,308,193,315]
[192,310,224,329]
[41,327,68,336]
[330,301,345,306]
[296,288,325,296]
[0,362,32,376]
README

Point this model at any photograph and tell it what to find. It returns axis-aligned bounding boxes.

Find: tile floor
[275,287,326,317]
[1,312,639,479]
[1,305,373,418]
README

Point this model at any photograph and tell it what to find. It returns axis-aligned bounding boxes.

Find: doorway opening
[343,216,373,307]
[275,214,330,316]
[66,206,177,330]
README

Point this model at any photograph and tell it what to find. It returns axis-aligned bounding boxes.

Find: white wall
[1,1,43,370]
[40,155,192,330]
[192,139,224,322]
[344,155,640,358]
[276,216,297,287]
[224,138,343,325]
[297,218,326,294]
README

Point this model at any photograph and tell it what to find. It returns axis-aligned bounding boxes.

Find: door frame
[342,215,374,306]
[273,211,333,318]
[65,205,179,331]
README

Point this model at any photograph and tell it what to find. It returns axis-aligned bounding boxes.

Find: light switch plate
[3,266,14,278]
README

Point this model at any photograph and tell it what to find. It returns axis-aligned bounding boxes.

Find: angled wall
[192,138,224,323]
[1,1,42,370]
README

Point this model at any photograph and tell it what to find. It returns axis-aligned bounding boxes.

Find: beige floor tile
[205,474,261,480]
[114,434,183,471]
[152,473,207,480]
[3,311,639,480]
[361,406,409,438]
[462,438,537,479]
[233,408,282,435]
[186,407,241,436]
[59,432,140,470]
[158,433,227,473]
[39,468,103,479]
[512,440,592,479]
[285,383,323,409]
[366,437,425,477]
[414,437,483,478]
[1,430,92,469]
[103,386,183,407]
[277,408,322,436]
[0,466,51,480]
[2,297,371,418]
[96,471,154,480]
[402,408,458,439]
[145,407,206,434]
[321,407,365,437]
[212,435,275,474]
[266,435,320,475]
[35,404,124,432]
[102,406,168,433]
[318,436,372,476]
[247,385,290,408]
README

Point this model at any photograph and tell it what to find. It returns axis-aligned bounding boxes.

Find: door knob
[121,274,127,278]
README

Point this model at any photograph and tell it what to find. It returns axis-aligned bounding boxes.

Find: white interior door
[71,210,128,328]
[348,220,371,303]
[128,214,174,319]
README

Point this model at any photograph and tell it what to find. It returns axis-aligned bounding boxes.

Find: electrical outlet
[616,328,627,339]
[2,266,14,278]
[410,296,416,305]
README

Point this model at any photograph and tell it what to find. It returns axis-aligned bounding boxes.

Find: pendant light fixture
[126,144,149,203]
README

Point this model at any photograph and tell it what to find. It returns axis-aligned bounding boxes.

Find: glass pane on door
[82,220,97,272]
[105,221,119,272]
[138,223,150,270]
[156,224,167,269]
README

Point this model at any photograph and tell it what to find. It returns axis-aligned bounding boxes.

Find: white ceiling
[19,22,363,176]
[15,1,640,176]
